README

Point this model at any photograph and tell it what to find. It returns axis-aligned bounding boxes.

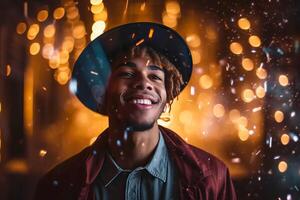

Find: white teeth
[132,99,152,105]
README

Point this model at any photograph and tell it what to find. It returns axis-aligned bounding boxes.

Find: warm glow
[29,43,40,55]
[230,42,243,55]
[274,110,284,123]
[91,3,104,14]
[57,70,70,85]
[229,109,241,122]
[43,24,56,38]
[16,22,27,35]
[255,86,266,98]
[72,23,86,39]
[42,44,54,59]
[59,50,69,64]
[140,2,146,11]
[66,6,79,20]
[278,75,289,86]
[49,52,60,69]
[237,116,248,127]
[93,9,108,21]
[199,74,213,89]
[191,50,201,64]
[53,7,65,20]
[62,37,75,52]
[6,64,11,77]
[162,13,177,28]
[242,58,254,71]
[166,1,180,15]
[242,89,255,103]
[37,10,48,22]
[186,34,201,48]
[90,0,103,5]
[213,104,225,118]
[278,161,288,173]
[5,159,28,174]
[27,24,40,40]
[280,134,290,145]
[179,110,193,124]
[39,150,47,157]
[238,18,251,30]
[256,68,267,79]
[92,20,106,34]
[248,35,261,47]
[238,127,249,141]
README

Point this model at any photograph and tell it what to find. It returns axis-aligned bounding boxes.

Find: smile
[130,99,152,105]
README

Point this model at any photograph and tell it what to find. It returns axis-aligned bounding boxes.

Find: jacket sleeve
[217,167,237,200]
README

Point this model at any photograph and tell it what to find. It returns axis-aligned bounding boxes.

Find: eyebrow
[116,61,164,73]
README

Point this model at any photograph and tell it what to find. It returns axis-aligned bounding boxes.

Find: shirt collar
[99,132,168,187]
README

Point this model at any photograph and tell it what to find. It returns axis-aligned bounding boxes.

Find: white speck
[231,88,236,94]
[258,176,261,181]
[286,194,292,200]
[249,130,255,135]
[231,157,241,163]
[290,111,296,118]
[264,81,268,92]
[239,76,244,81]
[252,107,262,112]
[273,155,280,160]
[190,86,195,96]
[292,134,299,142]
[90,70,98,75]
[116,140,122,146]
[69,79,78,94]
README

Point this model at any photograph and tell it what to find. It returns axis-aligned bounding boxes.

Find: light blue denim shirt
[93,132,178,200]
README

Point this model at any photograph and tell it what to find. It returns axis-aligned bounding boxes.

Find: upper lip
[124,93,159,104]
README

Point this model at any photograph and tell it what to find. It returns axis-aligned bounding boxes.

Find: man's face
[105,56,167,131]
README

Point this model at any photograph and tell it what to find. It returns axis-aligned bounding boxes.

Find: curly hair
[125,45,183,108]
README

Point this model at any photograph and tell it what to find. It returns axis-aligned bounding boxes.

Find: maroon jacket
[35,126,237,200]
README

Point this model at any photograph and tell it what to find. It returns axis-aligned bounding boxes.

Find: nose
[132,75,153,91]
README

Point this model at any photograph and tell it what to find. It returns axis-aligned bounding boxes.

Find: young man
[35,22,237,200]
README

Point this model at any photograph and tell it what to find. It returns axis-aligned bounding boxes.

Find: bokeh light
[274,110,284,123]
[238,18,251,30]
[16,22,27,35]
[242,89,255,103]
[278,161,288,173]
[280,133,290,145]
[230,42,243,54]
[256,68,267,79]
[213,104,225,118]
[248,35,261,47]
[242,58,254,71]
[255,86,266,98]
[29,43,41,55]
[53,7,65,20]
[278,74,289,86]
[37,10,48,22]
[27,24,40,40]
[199,74,213,89]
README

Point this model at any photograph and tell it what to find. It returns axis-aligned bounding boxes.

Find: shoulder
[34,147,91,199]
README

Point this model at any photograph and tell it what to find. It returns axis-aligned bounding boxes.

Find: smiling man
[35,22,237,200]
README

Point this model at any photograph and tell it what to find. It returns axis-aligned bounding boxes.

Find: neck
[107,123,160,170]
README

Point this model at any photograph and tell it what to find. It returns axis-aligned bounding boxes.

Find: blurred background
[0,0,299,199]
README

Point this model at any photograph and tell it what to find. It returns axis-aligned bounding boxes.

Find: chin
[125,119,156,132]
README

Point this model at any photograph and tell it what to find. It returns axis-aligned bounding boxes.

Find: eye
[117,71,135,78]
[149,74,163,81]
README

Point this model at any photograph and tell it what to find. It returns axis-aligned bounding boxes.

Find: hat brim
[71,22,193,115]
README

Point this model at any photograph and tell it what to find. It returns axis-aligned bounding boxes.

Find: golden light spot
[90,32,101,41]
[256,68,267,79]
[148,28,154,38]
[16,22,27,35]
[59,50,69,64]
[199,74,213,89]
[6,64,11,76]
[42,44,54,59]
[191,50,201,64]
[5,159,28,174]
[242,58,254,71]
[274,110,284,123]
[242,89,255,103]
[72,23,86,39]
[255,86,266,98]
[179,110,193,124]
[248,35,261,47]
[278,161,288,173]
[206,27,217,41]
[280,134,290,145]
[39,149,47,157]
[66,6,79,20]
[90,136,98,145]
[135,39,145,46]
[140,2,146,11]
[91,3,104,14]
[237,116,248,127]
[238,18,251,30]
[238,127,249,141]
[37,10,48,22]
[29,42,40,55]
[230,42,243,55]
[90,0,103,5]
[56,71,70,85]
[49,52,60,69]
[229,109,241,122]
[92,20,106,34]
[43,24,56,38]
[162,13,177,28]
[27,24,40,40]
[93,9,108,21]
[62,37,75,52]
[53,7,65,20]
[278,75,289,86]
[186,34,201,48]
[213,104,225,118]
[166,1,180,15]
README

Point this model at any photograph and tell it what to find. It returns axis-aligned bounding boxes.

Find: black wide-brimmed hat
[71,22,193,115]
